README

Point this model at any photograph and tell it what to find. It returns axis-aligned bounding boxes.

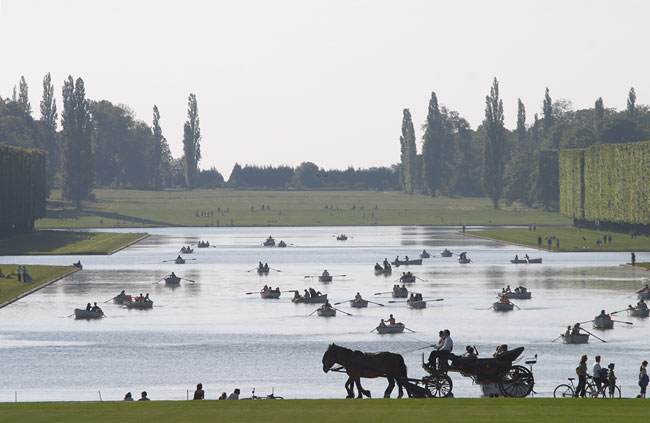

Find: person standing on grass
[592,355,603,397]
[16,266,21,282]
[639,361,648,398]
[193,383,204,400]
[575,355,588,398]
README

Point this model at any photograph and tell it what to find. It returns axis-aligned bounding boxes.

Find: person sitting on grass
[138,391,150,401]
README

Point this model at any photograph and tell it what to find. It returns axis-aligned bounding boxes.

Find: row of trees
[400,80,650,209]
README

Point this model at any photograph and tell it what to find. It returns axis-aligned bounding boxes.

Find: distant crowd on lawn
[0,266,32,282]
[123,384,240,401]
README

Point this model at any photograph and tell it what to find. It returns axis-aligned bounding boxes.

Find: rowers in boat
[374,262,392,275]
[124,293,154,309]
[319,269,332,282]
[593,310,614,329]
[257,262,270,274]
[73,260,83,269]
[493,297,514,311]
[263,236,275,247]
[350,292,368,308]
[499,285,532,299]
[165,272,181,285]
[561,323,590,344]
[75,302,104,319]
[376,318,405,334]
[391,255,423,266]
[317,301,336,317]
[260,285,281,299]
[399,271,416,283]
[278,240,287,248]
[419,249,430,259]
[180,246,194,254]
[392,284,408,298]
[336,234,348,241]
[440,248,453,257]
[293,288,327,304]
[627,300,649,318]
[113,290,132,304]
[407,293,426,309]
[197,241,210,248]
[458,252,471,264]
[511,254,542,264]
[174,255,185,264]
[637,284,650,300]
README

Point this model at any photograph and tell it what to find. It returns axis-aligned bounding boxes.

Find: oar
[152,276,167,284]
[580,328,607,343]
[334,307,352,316]
[309,308,320,316]
[370,328,376,333]
[246,268,258,272]
[270,268,282,272]
[103,297,116,303]
[612,320,633,325]
[511,302,521,310]
[551,335,562,343]
[388,300,407,303]
[245,291,261,295]
[367,300,385,307]
[610,308,629,315]
[424,298,444,302]
[66,313,75,318]
[185,258,197,261]
[404,327,416,333]
[415,277,428,282]
[331,274,347,277]
[180,278,195,283]
[304,275,316,279]
[374,292,392,295]
[578,320,595,324]
[162,260,176,263]
[334,300,353,305]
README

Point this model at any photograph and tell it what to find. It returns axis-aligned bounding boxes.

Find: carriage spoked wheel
[424,373,453,398]
[497,365,534,398]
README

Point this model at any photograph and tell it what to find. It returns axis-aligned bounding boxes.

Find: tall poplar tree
[504,99,531,205]
[421,92,443,196]
[482,77,505,209]
[182,93,201,189]
[594,97,604,141]
[152,105,170,189]
[627,87,637,120]
[61,76,93,209]
[40,73,58,187]
[18,76,31,115]
[399,108,417,194]
[542,87,553,134]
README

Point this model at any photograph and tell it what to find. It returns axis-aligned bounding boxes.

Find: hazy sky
[1,0,649,176]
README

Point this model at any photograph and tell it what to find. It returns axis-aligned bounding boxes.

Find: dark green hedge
[559,140,650,225]
[0,142,46,233]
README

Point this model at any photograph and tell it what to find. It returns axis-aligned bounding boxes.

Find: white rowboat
[124,300,154,309]
[376,324,405,334]
[407,300,426,309]
[317,307,336,317]
[493,302,514,311]
[350,299,368,308]
[74,309,104,319]
[628,308,649,318]
[260,290,281,299]
[165,275,181,285]
[593,317,614,329]
[562,333,589,344]
[500,291,532,300]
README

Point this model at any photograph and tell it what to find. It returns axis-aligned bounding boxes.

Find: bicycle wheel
[553,384,574,398]
[585,382,598,398]
[609,385,621,399]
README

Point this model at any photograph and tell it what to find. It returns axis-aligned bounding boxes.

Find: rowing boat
[175,257,185,264]
[440,249,453,257]
[562,333,589,344]
[263,237,275,247]
[374,267,392,275]
[407,300,426,309]
[499,291,532,300]
[492,301,514,311]
[628,308,649,317]
[319,275,333,282]
[419,252,430,259]
[165,275,181,285]
[376,323,405,334]
[278,241,287,248]
[458,258,471,264]
[391,259,423,266]
[257,268,270,274]
[593,317,614,329]
[638,291,650,300]
[350,299,368,308]
[74,309,104,319]
[393,288,408,298]
[511,258,542,264]
[293,294,328,304]
[317,307,336,317]
[260,290,281,299]
[124,300,154,309]
[113,294,132,304]
[399,275,416,283]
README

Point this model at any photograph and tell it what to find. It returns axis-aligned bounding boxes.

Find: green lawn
[0,231,147,255]
[0,264,76,305]
[634,262,650,270]
[0,398,646,423]
[473,227,650,252]
[37,188,570,228]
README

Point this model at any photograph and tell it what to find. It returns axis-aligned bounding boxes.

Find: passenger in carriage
[493,344,508,358]
[463,346,477,358]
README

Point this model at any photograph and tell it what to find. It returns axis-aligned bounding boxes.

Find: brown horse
[322,343,408,398]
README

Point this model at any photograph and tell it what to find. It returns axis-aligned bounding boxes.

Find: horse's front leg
[355,377,371,398]
[345,376,355,399]
[384,377,395,398]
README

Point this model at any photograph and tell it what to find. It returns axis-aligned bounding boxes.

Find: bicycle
[553,376,621,398]
[245,387,284,400]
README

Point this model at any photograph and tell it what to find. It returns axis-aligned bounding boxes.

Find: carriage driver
[428,329,453,372]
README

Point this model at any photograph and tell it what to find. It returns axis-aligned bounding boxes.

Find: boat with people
[350,299,369,308]
[399,272,416,283]
[319,270,332,282]
[391,256,423,266]
[123,294,154,309]
[197,241,210,248]
[165,273,181,285]
[374,262,392,275]
[440,248,453,257]
[174,256,186,264]
[392,284,408,298]
[74,307,104,319]
[510,254,542,264]
[407,293,426,309]
[457,252,471,264]
[593,311,614,329]
[493,298,514,311]
[376,322,405,334]
[561,333,590,344]
[419,250,430,259]
[278,240,287,248]
[336,234,348,241]
[113,291,132,304]
[293,293,328,304]
[260,286,281,299]
[180,246,193,254]
[499,286,532,300]
[263,236,275,247]
[628,307,649,318]
[317,303,336,317]
[637,284,650,300]
[257,262,270,274]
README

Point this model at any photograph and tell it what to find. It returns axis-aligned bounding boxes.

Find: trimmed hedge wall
[0,142,47,233]
[559,140,650,225]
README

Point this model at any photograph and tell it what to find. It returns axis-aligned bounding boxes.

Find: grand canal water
[1,226,648,401]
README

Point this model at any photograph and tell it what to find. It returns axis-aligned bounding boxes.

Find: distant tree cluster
[399,81,650,210]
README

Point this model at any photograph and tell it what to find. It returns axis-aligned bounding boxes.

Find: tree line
[400,79,650,209]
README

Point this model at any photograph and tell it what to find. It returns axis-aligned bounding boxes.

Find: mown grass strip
[473,227,650,252]
[0,398,647,423]
[0,264,76,306]
[0,231,147,255]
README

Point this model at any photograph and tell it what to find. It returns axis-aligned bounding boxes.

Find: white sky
[1,0,649,176]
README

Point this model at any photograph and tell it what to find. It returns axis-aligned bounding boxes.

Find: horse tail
[398,354,408,378]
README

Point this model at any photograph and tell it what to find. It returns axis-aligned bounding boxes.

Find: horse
[322,343,408,399]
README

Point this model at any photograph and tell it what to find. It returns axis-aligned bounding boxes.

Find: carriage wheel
[424,374,453,398]
[497,365,534,398]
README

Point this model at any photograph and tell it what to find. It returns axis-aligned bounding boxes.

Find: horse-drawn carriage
[404,347,535,398]
[322,344,534,399]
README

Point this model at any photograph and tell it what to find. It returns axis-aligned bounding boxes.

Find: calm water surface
[1,226,648,401]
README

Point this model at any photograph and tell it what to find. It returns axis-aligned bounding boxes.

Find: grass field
[0,398,647,423]
[0,264,76,305]
[36,189,570,228]
[473,227,650,252]
[0,230,147,255]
